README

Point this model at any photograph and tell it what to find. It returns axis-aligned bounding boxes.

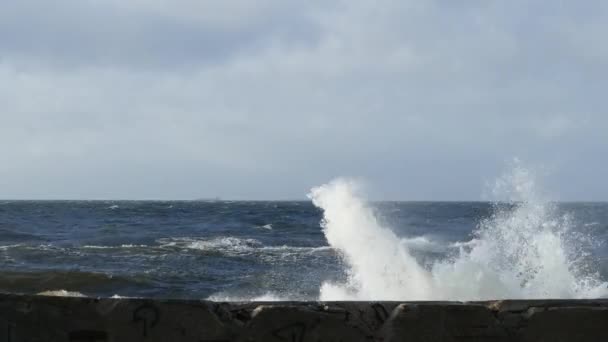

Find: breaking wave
[309,163,608,300]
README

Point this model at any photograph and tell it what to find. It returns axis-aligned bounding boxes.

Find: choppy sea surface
[0,199,338,299]
[1,189,608,300]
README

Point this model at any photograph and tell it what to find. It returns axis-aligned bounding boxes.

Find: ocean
[1,179,608,301]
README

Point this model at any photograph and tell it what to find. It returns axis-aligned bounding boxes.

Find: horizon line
[1,198,607,204]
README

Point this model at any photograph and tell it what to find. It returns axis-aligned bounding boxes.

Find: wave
[37,290,86,297]
[261,245,333,253]
[400,236,446,254]
[157,236,262,255]
[309,164,608,301]
[1,238,333,265]
[208,292,286,302]
[82,244,149,249]
[0,244,25,250]
[0,270,152,295]
[156,237,333,257]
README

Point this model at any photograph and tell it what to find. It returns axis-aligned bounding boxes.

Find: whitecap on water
[158,237,262,254]
[207,292,287,302]
[82,244,149,249]
[156,236,332,259]
[110,294,134,299]
[37,290,86,297]
[0,244,24,250]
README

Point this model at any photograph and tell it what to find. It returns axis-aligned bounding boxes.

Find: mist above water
[309,164,608,300]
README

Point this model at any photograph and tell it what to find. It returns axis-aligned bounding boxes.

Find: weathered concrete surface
[0,294,607,341]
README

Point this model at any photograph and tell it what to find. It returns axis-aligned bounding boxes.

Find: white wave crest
[0,244,24,250]
[156,237,332,259]
[158,237,262,254]
[208,292,286,302]
[82,244,148,249]
[37,290,86,297]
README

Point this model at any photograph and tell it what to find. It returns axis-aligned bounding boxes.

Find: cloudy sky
[1,0,607,200]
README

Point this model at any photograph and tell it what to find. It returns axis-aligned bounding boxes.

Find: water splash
[309,164,608,300]
[309,179,432,300]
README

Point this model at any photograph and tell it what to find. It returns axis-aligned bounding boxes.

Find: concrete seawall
[0,294,607,341]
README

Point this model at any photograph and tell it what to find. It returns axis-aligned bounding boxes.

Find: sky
[1,0,607,201]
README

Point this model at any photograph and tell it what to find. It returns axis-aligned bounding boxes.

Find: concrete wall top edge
[1,293,608,341]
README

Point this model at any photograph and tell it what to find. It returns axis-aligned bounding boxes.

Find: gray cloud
[0,0,325,68]
[1,0,607,200]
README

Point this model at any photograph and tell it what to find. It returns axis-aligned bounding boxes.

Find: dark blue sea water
[0,200,607,300]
